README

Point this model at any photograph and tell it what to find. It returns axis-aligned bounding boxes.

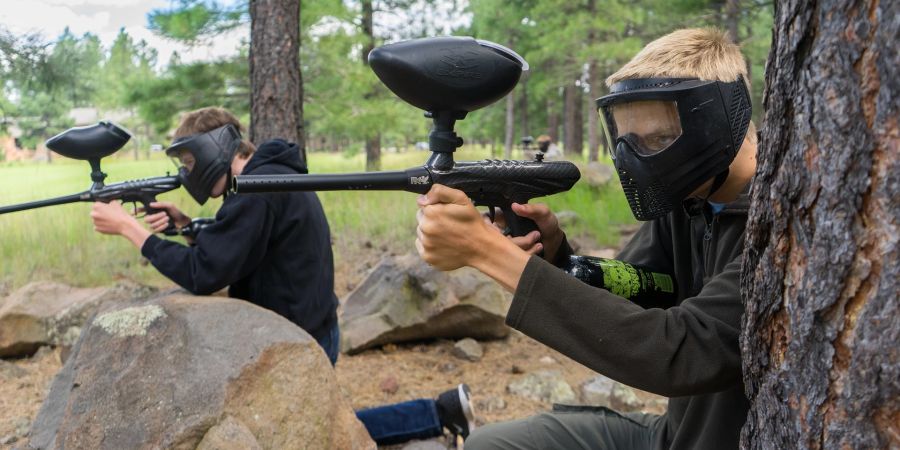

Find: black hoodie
[508,192,751,449]
[141,139,338,342]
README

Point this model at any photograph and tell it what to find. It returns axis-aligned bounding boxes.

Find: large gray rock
[27,294,374,450]
[579,161,615,187]
[507,370,576,404]
[0,281,157,358]
[580,374,646,412]
[340,254,512,354]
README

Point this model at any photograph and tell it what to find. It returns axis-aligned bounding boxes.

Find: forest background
[0,0,773,288]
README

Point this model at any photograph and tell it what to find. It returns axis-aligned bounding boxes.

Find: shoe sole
[458,383,476,434]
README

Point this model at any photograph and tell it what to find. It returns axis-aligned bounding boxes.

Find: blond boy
[415,28,757,449]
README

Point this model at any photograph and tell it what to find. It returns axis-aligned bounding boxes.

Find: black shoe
[436,383,476,439]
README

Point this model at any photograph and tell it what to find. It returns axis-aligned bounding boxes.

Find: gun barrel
[0,192,87,215]
[234,169,429,194]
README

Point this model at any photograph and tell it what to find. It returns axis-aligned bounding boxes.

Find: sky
[0,0,248,66]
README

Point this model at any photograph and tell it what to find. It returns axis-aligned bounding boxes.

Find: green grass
[0,147,634,290]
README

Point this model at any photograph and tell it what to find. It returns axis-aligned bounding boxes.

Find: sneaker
[436,383,476,439]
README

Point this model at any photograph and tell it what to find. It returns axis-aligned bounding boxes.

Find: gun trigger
[487,207,496,223]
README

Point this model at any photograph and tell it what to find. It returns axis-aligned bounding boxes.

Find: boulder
[27,294,375,450]
[580,374,645,412]
[340,254,512,354]
[0,281,157,358]
[579,161,615,187]
[507,370,576,404]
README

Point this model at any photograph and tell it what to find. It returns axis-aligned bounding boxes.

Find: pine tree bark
[586,0,599,162]
[520,82,530,139]
[586,60,599,162]
[504,92,515,159]
[249,0,305,164]
[361,0,380,171]
[741,1,898,449]
[547,95,560,143]
[563,83,583,157]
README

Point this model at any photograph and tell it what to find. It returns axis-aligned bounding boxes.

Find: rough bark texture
[249,0,305,165]
[563,83,583,157]
[741,1,899,449]
[361,0,381,172]
[504,92,515,159]
[586,60,600,162]
[586,0,599,162]
[547,95,560,143]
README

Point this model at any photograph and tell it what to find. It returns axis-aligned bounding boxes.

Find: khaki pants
[465,405,665,450]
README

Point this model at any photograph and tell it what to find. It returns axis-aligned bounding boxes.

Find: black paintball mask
[165,124,242,205]
[596,77,751,221]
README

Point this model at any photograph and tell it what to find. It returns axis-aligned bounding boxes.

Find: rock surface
[27,294,374,450]
[507,370,576,404]
[580,374,647,412]
[0,281,157,358]
[340,254,512,354]
[452,338,484,361]
[579,161,615,187]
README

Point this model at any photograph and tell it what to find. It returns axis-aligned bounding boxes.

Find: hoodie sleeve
[506,253,742,397]
[141,194,275,295]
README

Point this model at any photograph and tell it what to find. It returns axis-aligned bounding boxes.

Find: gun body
[0,175,181,234]
[234,159,580,236]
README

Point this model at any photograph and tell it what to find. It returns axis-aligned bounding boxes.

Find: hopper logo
[435,50,483,80]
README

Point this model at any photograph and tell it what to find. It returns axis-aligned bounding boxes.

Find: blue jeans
[316,323,444,445]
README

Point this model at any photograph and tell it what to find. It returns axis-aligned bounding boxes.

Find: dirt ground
[0,335,665,449]
[1,227,654,448]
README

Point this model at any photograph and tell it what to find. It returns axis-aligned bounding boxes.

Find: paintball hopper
[45,121,130,160]
[368,36,528,113]
[45,121,131,185]
[368,37,528,170]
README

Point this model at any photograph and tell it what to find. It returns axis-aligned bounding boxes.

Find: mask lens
[610,100,681,156]
[598,109,617,158]
[171,150,195,174]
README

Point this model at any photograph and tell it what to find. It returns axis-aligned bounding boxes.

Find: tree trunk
[504,92,515,159]
[547,95,560,143]
[586,0,599,162]
[249,0,305,165]
[520,81,530,139]
[361,0,380,171]
[563,83,583,157]
[574,90,583,157]
[741,1,898,449]
[724,0,741,43]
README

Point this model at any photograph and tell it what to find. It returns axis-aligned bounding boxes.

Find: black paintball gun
[0,121,183,235]
[233,37,581,236]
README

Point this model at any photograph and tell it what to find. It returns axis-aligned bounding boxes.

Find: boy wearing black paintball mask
[91,107,338,347]
[415,28,757,449]
[91,107,477,445]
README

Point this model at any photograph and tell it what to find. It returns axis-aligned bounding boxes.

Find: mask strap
[704,169,730,202]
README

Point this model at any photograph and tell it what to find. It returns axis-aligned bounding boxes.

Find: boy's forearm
[120,220,153,250]
[470,232,531,293]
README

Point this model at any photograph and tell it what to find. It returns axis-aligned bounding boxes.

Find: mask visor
[601,100,682,157]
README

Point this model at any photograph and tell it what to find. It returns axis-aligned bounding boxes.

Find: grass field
[0,147,634,290]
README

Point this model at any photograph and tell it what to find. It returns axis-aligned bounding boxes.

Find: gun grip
[501,206,539,237]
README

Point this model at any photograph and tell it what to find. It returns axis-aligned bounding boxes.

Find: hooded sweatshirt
[141,139,338,342]
[508,192,750,449]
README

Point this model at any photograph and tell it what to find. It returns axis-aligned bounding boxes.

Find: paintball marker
[233,37,581,237]
[0,121,182,235]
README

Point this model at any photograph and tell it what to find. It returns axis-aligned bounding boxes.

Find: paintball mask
[596,77,751,221]
[165,124,242,204]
